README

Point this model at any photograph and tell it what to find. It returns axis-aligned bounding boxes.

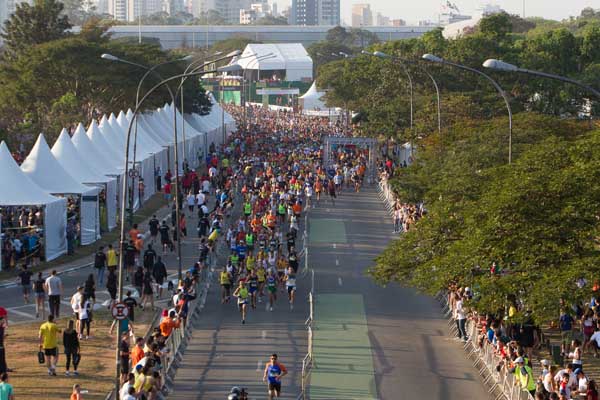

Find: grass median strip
[4,309,154,399]
[309,293,377,400]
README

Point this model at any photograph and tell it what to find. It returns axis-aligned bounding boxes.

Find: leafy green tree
[253,15,288,25]
[60,0,96,25]
[1,0,72,59]
[478,12,513,40]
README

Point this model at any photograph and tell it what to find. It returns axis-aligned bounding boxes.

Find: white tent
[21,134,101,245]
[0,141,67,262]
[300,81,327,111]
[72,123,121,177]
[51,129,118,231]
[87,120,123,170]
[237,43,313,81]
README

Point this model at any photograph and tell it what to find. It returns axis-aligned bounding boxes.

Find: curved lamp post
[106,60,237,398]
[369,51,442,137]
[101,54,191,221]
[423,53,513,164]
[483,58,600,103]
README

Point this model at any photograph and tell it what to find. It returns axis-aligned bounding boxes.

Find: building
[1,0,33,29]
[375,12,389,26]
[289,0,319,25]
[318,0,340,26]
[195,0,251,23]
[108,0,128,20]
[240,2,270,24]
[391,18,405,26]
[94,0,109,14]
[98,24,435,49]
[163,0,185,15]
[351,4,372,27]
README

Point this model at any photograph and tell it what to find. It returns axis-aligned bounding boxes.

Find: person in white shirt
[120,373,135,399]
[196,191,206,206]
[554,365,577,398]
[588,324,600,357]
[454,295,468,341]
[575,368,588,395]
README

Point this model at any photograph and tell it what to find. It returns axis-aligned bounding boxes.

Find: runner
[284,266,297,311]
[233,281,250,324]
[263,353,287,399]
[266,270,278,312]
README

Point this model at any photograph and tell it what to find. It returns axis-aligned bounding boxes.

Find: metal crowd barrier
[297,211,314,400]
[435,291,535,400]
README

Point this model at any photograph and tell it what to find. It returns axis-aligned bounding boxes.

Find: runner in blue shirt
[263,353,287,399]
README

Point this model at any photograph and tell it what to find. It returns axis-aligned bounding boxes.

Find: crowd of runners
[0,104,373,400]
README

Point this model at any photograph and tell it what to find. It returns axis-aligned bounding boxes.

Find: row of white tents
[0,98,236,267]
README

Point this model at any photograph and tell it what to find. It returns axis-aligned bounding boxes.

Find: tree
[1,0,72,59]
[478,12,513,40]
[253,15,288,25]
[60,0,96,25]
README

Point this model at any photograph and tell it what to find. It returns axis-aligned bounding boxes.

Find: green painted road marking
[310,294,377,400]
[309,219,347,244]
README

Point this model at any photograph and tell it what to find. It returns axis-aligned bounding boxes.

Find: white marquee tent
[236,43,313,81]
[51,129,118,231]
[0,141,67,262]
[21,134,101,246]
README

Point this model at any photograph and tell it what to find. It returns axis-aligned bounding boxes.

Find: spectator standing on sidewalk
[560,309,575,357]
[0,373,14,400]
[93,246,106,285]
[38,314,61,376]
[33,272,46,319]
[18,265,32,304]
[152,257,167,299]
[454,293,468,342]
[44,270,62,318]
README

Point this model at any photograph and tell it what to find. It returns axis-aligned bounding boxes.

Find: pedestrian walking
[44,270,62,318]
[63,320,80,376]
[38,314,61,376]
[93,246,106,284]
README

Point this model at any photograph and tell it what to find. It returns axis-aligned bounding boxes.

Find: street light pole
[483,58,600,100]
[423,54,514,164]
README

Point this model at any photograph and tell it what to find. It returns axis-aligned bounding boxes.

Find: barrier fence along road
[298,212,315,400]
[379,176,534,400]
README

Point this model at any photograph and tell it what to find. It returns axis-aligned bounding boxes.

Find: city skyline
[276,0,599,25]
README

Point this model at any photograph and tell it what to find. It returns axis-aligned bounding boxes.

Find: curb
[0,262,93,289]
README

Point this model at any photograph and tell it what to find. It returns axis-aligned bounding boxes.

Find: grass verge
[4,308,156,399]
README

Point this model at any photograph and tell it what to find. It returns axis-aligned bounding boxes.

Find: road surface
[169,184,490,399]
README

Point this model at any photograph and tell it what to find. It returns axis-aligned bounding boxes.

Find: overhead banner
[256,88,300,95]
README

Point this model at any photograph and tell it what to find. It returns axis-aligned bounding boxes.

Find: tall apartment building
[318,0,339,25]
[108,0,128,20]
[192,0,250,23]
[163,0,185,15]
[289,0,339,26]
[351,3,372,27]
[375,12,389,26]
[1,0,33,29]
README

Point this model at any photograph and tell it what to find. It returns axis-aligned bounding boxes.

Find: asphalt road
[169,183,490,400]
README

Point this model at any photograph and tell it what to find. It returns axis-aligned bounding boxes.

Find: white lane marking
[7,307,37,319]
[261,330,267,339]
[333,243,336,249]
[338,277,343,286]
[256,360,262,372]
[335,259,339,266]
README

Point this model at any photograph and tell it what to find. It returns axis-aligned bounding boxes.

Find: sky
[275,0,599,25]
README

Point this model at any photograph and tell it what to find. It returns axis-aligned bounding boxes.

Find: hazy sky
[276,0,599,25]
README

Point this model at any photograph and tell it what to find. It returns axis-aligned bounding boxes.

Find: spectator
[0,373,14,400]
[131,337,145,367]
[0,309,8,374]
[63,320,80,376]
[70,383,83,400]
[159,310,181,338]
[17,264,32,304]
[78,296,92,340]
[106,244,118,274]
[93,246,106,284]
[44,270,63,317]
[120,373,136,400]
[38,314,61,376]
[560,309,575,357]
[33,272,45,318]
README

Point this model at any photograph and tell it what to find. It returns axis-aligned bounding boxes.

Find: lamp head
[422,53,444,63]
[101,53,119,61]
[373,51,390,59]
[217,64,243,73]
[483,59,519,72]
[339,51,350,58]
[360,50,373,56]
[226,50,242,57]
[180,55,193,61]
